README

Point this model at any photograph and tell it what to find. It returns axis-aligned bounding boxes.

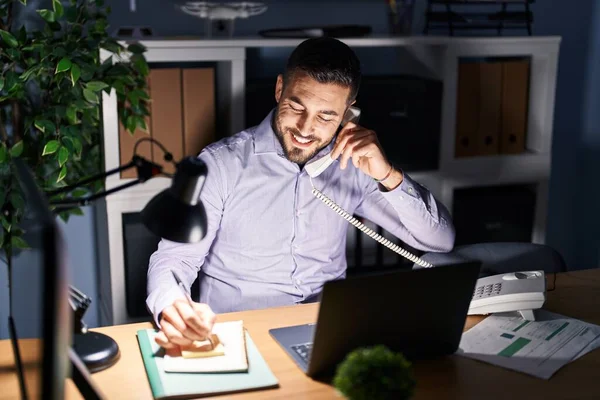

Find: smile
[291,133,314,148]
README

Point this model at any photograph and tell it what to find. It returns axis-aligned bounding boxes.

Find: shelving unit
[424,0,535,36]
[96,35,560,325]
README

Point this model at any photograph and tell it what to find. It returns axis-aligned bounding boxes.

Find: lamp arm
[47,155,165,209]
[50,179,143,208]
[46,157,139,198]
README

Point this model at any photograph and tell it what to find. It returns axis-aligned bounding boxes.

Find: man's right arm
[146,148,226,326]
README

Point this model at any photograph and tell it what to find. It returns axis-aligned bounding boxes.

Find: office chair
[417,242,567,277]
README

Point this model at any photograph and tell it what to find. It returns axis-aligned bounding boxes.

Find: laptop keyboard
[291,342,313,363]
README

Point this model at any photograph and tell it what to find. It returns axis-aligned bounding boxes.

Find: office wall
[529,0,598,270]
[577,1,600,269]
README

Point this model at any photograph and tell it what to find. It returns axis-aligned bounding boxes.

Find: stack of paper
[457,309,600,379]
[164,320,248,373]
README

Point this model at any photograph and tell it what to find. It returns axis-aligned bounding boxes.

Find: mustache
[286,128,317,141]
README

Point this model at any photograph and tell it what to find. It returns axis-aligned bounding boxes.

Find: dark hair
[283,37,361,103]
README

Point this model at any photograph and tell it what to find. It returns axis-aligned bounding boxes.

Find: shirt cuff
[378,170,440,224]
[379,170,421,200]
[146,285,187,328]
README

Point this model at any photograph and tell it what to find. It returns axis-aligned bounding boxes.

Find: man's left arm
[331,120,455,253]
[354,169,455,253]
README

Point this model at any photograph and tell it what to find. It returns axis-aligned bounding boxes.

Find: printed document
[457,309,600,379]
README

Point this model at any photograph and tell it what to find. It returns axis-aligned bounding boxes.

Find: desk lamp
[47,138,209,372]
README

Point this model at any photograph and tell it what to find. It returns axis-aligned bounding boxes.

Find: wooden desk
[2,269,600,399]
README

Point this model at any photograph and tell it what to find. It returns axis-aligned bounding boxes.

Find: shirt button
[408,187,413,194]
[296,278,302,284]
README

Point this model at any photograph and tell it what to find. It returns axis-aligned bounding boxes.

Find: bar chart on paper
[457,310,600,379]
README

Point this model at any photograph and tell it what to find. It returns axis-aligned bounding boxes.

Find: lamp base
[72,332,120,373]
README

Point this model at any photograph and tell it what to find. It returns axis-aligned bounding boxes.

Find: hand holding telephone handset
[305,106,434,268]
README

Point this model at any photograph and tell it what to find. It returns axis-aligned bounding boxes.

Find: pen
[171,269,215,349]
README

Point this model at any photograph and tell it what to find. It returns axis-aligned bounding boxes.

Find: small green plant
[333,345,416,400]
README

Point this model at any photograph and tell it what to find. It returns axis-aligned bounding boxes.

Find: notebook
[164,320,248,373]
[136,325,279,400]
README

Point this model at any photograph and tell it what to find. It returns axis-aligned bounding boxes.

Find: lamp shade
[141,156,208,243]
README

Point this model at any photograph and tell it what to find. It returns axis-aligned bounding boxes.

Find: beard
[273,109,329,164]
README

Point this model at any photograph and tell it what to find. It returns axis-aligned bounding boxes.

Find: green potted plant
[0,0,149,258]
[333,345,416,400]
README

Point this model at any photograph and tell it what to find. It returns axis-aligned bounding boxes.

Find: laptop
[269,261,481,379]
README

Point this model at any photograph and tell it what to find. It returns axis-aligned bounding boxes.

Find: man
[146,37,455,349]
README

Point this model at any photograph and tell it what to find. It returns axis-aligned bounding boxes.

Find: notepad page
[163,320,248,373]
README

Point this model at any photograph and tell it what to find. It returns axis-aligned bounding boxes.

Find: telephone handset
[305,106,434,268]
[468,271,546,321]
[304,106,362,177]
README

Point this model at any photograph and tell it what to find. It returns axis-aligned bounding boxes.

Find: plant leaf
[83,88,98,104]
[9,193,24,210]
[56,57,72,74]
[0,77,4,91]
[70,63,81,85]
[137,116,148,132]
[35,119,56,134]
[0,144,6,162]
[69,207,85,216]
[1,217,11,233]
[133,56,149,76]
[132,89,150,100]
[42,140,60,155]
[52,0,64,18]
[37,9,56,23]
[20,0,27,5]
[10,140,23,157]
[11,236,29,249]
[72,188,88,198]
[72,137,82,156]
[0,30,18,48]
[58,146,69,167]
[127,43,146,54]
[86,81,109,92]
[126,115,137,134]
[57,165,67,183]
[66,105,78,124]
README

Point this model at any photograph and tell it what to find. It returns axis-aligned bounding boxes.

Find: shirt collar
[253,108,338,162]
[253,109,284,155]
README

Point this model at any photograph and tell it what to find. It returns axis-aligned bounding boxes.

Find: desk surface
[2,269,600,400]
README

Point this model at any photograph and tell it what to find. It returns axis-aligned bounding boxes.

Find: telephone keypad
[473,283,502,299]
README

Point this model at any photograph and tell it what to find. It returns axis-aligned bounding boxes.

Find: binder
[118,78,152,179]
[182,68,216,157]
[501,60,530,154]
[476,62,502,156]
[149,68,183,175]
[455,61,480,158]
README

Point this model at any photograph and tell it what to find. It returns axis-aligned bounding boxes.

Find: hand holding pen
[154,270,217,350]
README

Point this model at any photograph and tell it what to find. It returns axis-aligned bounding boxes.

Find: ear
[275,74,284,103]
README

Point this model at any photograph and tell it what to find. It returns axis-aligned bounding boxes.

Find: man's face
[273,71,352,164]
